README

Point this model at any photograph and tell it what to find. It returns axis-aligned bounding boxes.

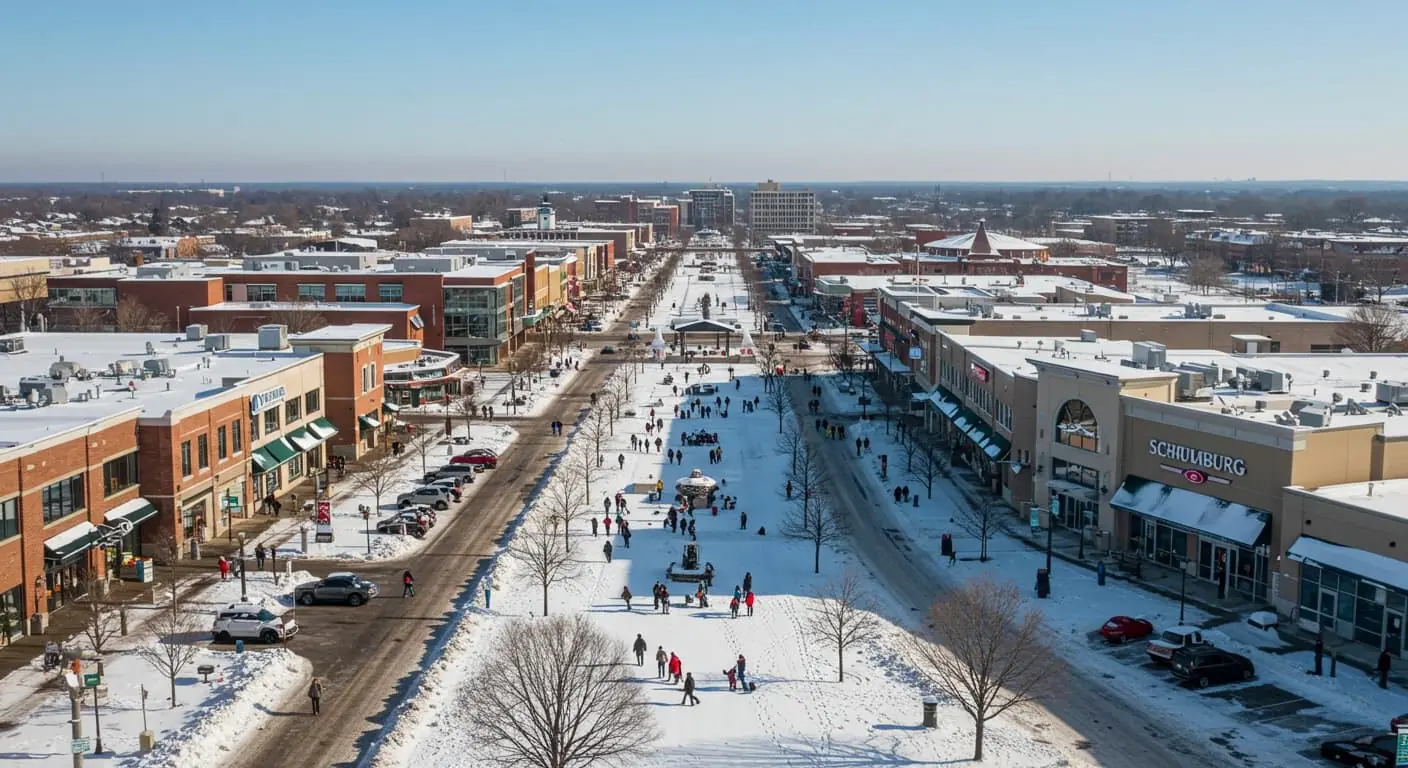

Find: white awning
[1110,476,1269,547]
[46,521,98,550]
[872,352,912,375]
[1288,536,1408,594]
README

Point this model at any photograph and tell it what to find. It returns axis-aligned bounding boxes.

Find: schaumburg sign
[1149,439,1247,477]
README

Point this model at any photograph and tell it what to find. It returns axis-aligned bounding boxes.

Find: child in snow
[724,667,737,691]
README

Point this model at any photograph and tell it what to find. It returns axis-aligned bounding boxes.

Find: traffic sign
[82,673,100,688]
[1397,727,1408,767]
[71,737,90,753]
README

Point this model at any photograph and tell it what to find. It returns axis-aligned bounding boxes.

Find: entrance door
[1387,611,1405,658]
[1318,589,1338,631]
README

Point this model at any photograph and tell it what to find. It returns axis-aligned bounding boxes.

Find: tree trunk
[542,586,549,617]
[814,538,821,574]
[838,645,844,682]
[170,673,178,707]
[974,716,984,760]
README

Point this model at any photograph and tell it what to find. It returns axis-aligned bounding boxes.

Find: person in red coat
[745,590,756,616]
[668,652,683,684]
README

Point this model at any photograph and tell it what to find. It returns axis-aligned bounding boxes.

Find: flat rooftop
[1304,479,1408,521]
[0,332,318,449]
[923,301,1357,324]
[443,263,523,279]
[197,301,417,312]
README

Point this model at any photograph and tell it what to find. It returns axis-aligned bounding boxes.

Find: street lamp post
[1179,558,1189,623]
[237,532,248,603]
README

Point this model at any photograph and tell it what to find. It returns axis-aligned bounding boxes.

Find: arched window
[1055,399,1099,452]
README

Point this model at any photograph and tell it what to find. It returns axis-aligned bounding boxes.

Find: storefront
[42,522,98,612]
[1287,537,1408,655]
[102,497,158,566]
[250,418,337,503]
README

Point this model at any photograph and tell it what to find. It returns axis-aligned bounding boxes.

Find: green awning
[951,407,980,435]
[381,401,402,414]
[262,438,298,464]
[250,448,274,473]
[286,427,320,452]
[308,417,339,440]
[45,522,100,563]
[927,387,961,418]
[104,498,158,528]
[977,429,1011,460]
[359,414,381,430]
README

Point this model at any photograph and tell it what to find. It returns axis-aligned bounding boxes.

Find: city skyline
[2,0,1404,182]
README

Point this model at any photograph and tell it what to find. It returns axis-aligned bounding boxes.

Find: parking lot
[1085,631,1377,764]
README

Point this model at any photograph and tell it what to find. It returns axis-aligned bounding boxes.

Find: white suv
[211,603,297,644]
[397,486,453,510]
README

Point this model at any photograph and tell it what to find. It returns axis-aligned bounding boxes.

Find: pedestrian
[44,639,60,671]
[308,676,323,715]
[655,437,662,452]
[604,540,614,563]
[734,585,743,603]
[402,570,415,597]
[682,672,700,705]
[669,652,682,683]
[668,448,675,464]
[652,582,662,611]
[785,480,792,498]
[633,633,647,666]
[740,510,748,529]
[604,496,611,515]
[948,545,958,566]
[622,527,632,548]
[856,437,863,457]
[656,646,668,678]
[620,584,632,610]
[1379,649,1392,689]
[591,517,599,537]
[863,437,871,452]
[724,666,737,691]
[661,585,671,613]
[902,486,910,502]
[736,654,748,691]
[743,572,753,593]
[745,590,756,616]
[894,486,903,504]
[218,555,230,581]
[603,515,612,535]
[255,543,267,570]
[688,518,697,540]
[729,596,740,618]
[616,512,624,530]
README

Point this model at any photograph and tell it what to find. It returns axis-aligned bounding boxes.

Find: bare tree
[564,447,605,521]
[409,429,442,477]
[907,577,1062,761]
[577,408,611,467]
[1185,255,1227,295]
[763,378,792,433]
[115,296,167,331]
[539,466,587,551]
[900,422,923,473]
[79,578,122,676]
[804,571,882,683]
[137,601,206,707]
[956,498,1011,564]
[782,445,847,574]
[776,420,804,475]
[69,305,110,332]
[756,345,783,382]
[451,387,481,439]
[828,338,857,382]
[460,614,659,768]
[909,444,946,499]
[269,300,328,334]
[512,521,578,617]
[1334,303,1408,352]
[602,372,631,426]
[351,451,401,514]
[9,271,47,331]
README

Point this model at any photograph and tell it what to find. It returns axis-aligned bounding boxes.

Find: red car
[449,448,498,469]
[1391,713,1408,732]
[1099,616,1154,644]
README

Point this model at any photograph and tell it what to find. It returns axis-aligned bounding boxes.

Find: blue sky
[0,0,1402,183]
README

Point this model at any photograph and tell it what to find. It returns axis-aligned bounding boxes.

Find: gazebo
[675,468,719,509]
[669,317,741,356]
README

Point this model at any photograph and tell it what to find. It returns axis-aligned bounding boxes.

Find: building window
[288,454,304,480]
[297,284,327,301]
[217,426,228,460]
[232,420,243,454]
[180,441,193,476]
[305,390,320,414]
[247,284,278,302]
[334,284,367,303]
[264,408,280,434]
[42,474,85,523]
[362,364,373,394]
[285,398,301,424]
[102,452,140,496]
[1051,457,1099,490]
[197,435,210,470]
[378,283,403,303]
[1055,399,1099,452]
[249,415,260,440]
[0,497,17,540]
[0,583,22,641]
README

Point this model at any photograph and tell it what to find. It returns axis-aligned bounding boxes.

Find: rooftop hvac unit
[1290,399,1330,414]
[1176,370,1208,400]
[109,359,138,377]
[143,357,173,376]
[1159,293,1180,304]
[0,337,26,354]
[18,377,68,405]
[257,325,289,351]
[1079,329,1097,342]
[1346,399,1371,416]
[48,361,88,381]
[1376,380,1408,405]
[186,324,208,341]
[1297,406,1331,428]
[1257,370,1288,393]
[144,341,156,355]
[1132,340,1166,369]
[205,334,231,352]
[1099,303,1113,317]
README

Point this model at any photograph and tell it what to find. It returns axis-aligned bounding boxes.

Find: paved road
[785,377,1230,768]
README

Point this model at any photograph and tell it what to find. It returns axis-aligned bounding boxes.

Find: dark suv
[294,572,379,606]
[1170,646,1255,688]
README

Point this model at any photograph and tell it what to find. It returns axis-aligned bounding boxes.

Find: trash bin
[235,640,245,654]
[922,696,939,728]
[1035,568,1050,599]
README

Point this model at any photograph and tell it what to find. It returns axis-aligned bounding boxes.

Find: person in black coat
[681,672,700,705]
[633,634,647,666]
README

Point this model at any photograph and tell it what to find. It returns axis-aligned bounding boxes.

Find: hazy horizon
[3,0,1404,183]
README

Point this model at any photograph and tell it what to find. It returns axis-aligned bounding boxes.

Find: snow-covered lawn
[369,362,1090,763]
[263,424,517,562]
[1,570,312,767]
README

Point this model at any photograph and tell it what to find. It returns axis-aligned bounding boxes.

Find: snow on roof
[105,497,154,523]
[0,331,318,451]
[919,301,1355,325]
[1302,479,1408,521]
[443,263,523,279]
[923,226,1046,253]
[199,301,417,312]
[1288,536,1408,593]
[44,521,97,549]
[290,324,391,342]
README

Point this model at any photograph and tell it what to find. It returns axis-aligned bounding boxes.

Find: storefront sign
[1148,440,1246,477]
[316,500,331,525]
[969,363,990,383]
[250,386,288,415]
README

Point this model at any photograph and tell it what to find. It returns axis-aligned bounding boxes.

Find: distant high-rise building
[536,195,556,231]
[686,187,735,230]
[748,180,817,238]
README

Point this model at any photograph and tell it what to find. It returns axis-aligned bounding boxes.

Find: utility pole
[66,673,85,768]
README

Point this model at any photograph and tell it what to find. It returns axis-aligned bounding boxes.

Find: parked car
[376,516,427,538]
[397,486,452,510]
[424,477,463,501]
[294,572,379,606]
[1099,616,1154,644]
[1146,626,1209,664]
[1392,712,1408,732]
[211,603,297,644]
[393,504,437,526]
[425,472,466,488]
[427,464,480,483]
[450,448,499,469]
[1320,733,1397,766]
[601,345,617,354]
[1169,646,1254,688]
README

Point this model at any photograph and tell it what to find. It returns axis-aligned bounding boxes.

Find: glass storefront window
[0,584,23,640]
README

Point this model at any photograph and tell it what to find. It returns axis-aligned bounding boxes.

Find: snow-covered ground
[1,570,312,766]
[842,411,1408,764]
[263,423,517,562]
[368,262,1096,768]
